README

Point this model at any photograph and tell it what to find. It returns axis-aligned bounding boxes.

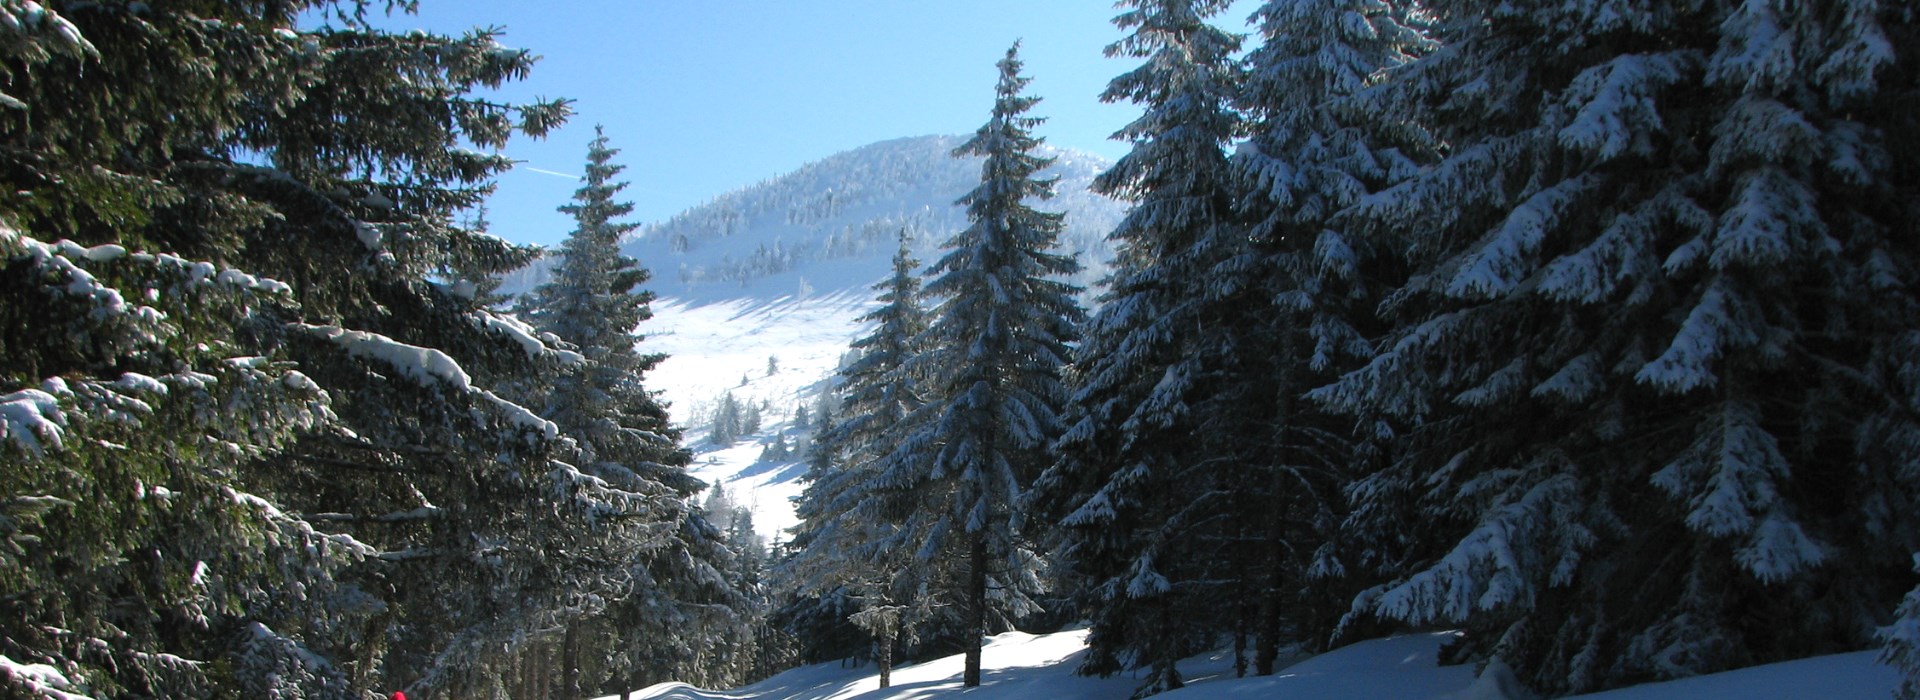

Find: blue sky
[353,1,1258,247]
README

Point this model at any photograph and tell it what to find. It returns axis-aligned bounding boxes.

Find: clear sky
[351,1,1259,247]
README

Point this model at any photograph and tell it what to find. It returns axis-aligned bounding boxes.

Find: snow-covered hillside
[640,291,871,538]
[511,134,1125,538]
[594,626,1902,700]
[503,134,1123,303]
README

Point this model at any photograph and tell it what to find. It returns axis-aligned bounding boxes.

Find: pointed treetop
[576,124,628,193]
[954,42,1056,204]
[986,41,1045,128]
[998,40,1028,89]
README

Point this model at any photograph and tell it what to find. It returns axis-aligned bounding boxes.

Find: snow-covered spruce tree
[710,391,746,445]
[514,128,749,696]
[1032,1,1245,694]
[0,2,599,698]
[758,434,791,462]
[1230,0,1438,668]
[1307,0,1920,694]
[521,127,695,494]
[866,43,1085,688]
[790,234,928,564]
[784,232,930,685]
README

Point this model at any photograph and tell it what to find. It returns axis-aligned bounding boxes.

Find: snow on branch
[1530,352,1605,403]
[297,323,559,440]
[299,324,474,389]
[298,507,445,524]
[1445,175,1598,299]
[0,653,92,700]
[225,487,378,560]
[1710,166,1817,270]
[1878,555,1920,700]
[1556,52,1695,162]
[479,389,559,440]
[0,1,98,67]
[474,309,584,365]
[1374,471,1592,625]
[1650,399,1824,582]
[234,622,349,698]
[1635,277,1762,393]
[0,387,65,457]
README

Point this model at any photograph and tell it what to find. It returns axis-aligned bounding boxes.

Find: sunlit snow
[597,626,1899,700]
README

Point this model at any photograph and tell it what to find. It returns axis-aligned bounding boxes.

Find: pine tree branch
[298,507,445,524]
[288,453,409,474]
[377,547,449,562]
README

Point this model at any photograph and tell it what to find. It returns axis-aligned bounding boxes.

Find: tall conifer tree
[522,127,693,493]
[516,127,748,695]
[1036,1,1243,693]
[868,43,1084,688]
[786,232,930,687]
[1228,0,1437,673]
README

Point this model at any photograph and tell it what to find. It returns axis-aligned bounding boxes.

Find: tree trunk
[854,604,902,690]
[1233,590,1250,677]
[562,625,581,699]
[1154,603,1185,692]
[353,609,390,697]
[525,649,540,700]
[963,532,988,687]
[502,653,519,700]
[877,625,894,689]
[1254,562,1283,675]
[514,650,528,700]
[533,641,553,700]
[1257,336,1300,677]
[1254,452,1289,676]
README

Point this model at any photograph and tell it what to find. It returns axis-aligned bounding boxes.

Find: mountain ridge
[501,133,1125,305]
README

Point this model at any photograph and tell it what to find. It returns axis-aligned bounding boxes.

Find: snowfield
[643,290,875,539]
[597,628,1901,700]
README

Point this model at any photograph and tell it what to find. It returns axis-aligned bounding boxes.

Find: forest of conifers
[2,2,1918,700]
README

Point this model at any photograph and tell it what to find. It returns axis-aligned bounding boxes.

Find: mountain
[507,134,1127,538]
[502,134,1123,303]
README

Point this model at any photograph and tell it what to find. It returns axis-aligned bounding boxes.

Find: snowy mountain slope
[508,135,1125,538]
[503,134,1123,303]
[596,627,1901,700]
[642,291,873,538]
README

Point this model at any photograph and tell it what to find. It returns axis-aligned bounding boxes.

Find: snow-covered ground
[594,627,1902,700]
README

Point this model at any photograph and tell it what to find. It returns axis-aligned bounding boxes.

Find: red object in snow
[390,693,406,700]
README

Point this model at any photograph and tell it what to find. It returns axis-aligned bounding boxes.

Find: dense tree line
[788,0,1920,698]
[1038,0,1919,697]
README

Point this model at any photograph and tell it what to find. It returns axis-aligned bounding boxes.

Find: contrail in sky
[519,166,581,180]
